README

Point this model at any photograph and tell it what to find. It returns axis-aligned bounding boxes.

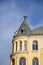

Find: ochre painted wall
[10,36,43,65]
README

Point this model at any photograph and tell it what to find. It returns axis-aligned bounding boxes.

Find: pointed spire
[14,16,31,37]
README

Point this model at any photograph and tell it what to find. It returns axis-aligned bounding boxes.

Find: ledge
[10,51,29,58]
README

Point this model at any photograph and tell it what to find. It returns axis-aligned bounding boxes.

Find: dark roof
[32,27,43,35]
[14,17,43,38]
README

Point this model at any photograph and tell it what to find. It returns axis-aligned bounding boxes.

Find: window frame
[32,41,38,50]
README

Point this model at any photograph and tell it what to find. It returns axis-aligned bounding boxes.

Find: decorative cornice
[10,51,29,58]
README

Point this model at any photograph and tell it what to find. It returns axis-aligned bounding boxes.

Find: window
[16,41,18,51]
[32,58,38,65]
[24,41,27,51]
[20,41,22,51]
[21,29,24,33]
[12,43,14,53]
[32,41,38,50]
[21,27,25,33]
[12,59,15,65]
[20,58,26,65]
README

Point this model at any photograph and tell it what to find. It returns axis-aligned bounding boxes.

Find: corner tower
[10,16,43,65]
[10,16,31,65]
[14,16,31,37]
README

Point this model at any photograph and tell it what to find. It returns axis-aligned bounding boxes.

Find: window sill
[32,50,38,52]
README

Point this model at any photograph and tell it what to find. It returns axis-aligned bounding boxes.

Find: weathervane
[23,16,28,20]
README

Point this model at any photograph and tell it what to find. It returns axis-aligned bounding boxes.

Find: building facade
[10,16,43,65]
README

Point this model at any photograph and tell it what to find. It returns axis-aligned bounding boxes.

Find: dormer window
[21,27,25,33]
[21,29,24,33]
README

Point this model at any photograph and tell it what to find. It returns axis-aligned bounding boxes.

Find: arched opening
[32,58,39,65]
[19,58,26,65]
[12,58,15,65]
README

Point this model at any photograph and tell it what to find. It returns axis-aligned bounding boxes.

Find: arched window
[20,41,22,51]
[20,58,26,65]
[12,59,15,65]
[32,58,38,65]
[16,41,18,51]
[32,41,38,50]
[24,41,27,51]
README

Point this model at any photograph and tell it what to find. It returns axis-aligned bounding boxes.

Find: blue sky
[0,0,43,65]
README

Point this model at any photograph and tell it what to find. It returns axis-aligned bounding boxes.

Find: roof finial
[23,16,28,20]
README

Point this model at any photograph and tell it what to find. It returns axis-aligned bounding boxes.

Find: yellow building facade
[10,16,43,65]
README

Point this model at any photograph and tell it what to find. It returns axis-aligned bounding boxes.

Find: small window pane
[24,43,27,51]
[12,43,14,53]
[36,45,38,50]
[32,41,38,50]
[20,41,22,51]
[24,41,27,51]
[16,42,18,51]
